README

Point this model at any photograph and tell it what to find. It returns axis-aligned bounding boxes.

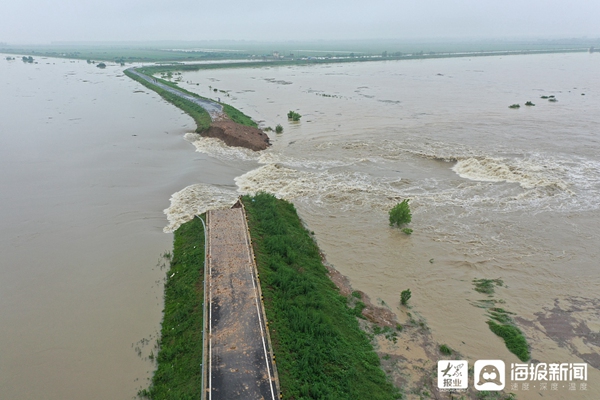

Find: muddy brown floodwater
[0,57,256,399]
[2,52,599,399]
[170,52,600,399]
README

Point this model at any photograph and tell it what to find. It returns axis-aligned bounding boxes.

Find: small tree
[275,124,283,133]
[401,289,411,306]
[389,199,411,227]
[287,110,301,121]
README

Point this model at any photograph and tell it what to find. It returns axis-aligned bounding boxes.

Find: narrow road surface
[206,207,278,400]
[127,68,223,119]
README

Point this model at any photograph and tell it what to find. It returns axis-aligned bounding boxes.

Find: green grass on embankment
[125,69,257,129]
[152,77,257,128]
[242,193,401,400]
[124,69,212,132]
[221,103,258,128]
[138,216,205,400]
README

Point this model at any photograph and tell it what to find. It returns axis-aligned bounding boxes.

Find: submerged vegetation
[473,278,504,295]
[439,344,453,355]
[389,200,412,228]
[275,124,283,133]
[508,104,520,109]
[487,308,530,362]
[243,193,400,400]
[400,289,412,306]
[472,279,530,362]
[138,216,205,399]
[287,110,302,121]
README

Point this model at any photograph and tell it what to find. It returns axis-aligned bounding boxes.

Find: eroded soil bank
[203,120,270,151]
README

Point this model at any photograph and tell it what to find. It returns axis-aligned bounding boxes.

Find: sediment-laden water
[2,52,599,399]
[0,57,249,399]
[170,53,600,399]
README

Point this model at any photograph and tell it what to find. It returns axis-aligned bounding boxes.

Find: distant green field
[0,45,249,63]
[2,37,597,63]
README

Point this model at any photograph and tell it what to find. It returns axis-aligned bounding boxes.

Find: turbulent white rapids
[164,52,600,399]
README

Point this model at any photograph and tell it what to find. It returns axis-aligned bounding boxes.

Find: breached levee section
[204,120,271,151]
[125,67,270,151]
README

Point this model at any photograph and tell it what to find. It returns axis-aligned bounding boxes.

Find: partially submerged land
[2,37,598,64]
[139,195,401,399]
[137,216,205,399]
[140,194,524,399]
[126,58,529,398]
[124,68,271,151]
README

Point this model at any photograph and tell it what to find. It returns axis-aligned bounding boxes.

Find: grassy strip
[471,280,530,362]
[487,308,530,362]
[138,216,205,399]
[134,47,587,76]
[150,77,256,127]
[0,46,249,62]
[125,69,257,129]
[144,74,257,128]
[242,193,401,400]
[221,103,258,128]
[124,69,211,132]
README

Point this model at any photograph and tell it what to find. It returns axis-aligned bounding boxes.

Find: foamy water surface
[3,52,598,399]
[172,52,600,399]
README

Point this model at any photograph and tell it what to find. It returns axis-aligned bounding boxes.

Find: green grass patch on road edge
[221,103,258,128]
[154,76,257,128]
[129,69,257,128]
[243,193,401,400]
[138,216,205,400]
[124,69,212,132]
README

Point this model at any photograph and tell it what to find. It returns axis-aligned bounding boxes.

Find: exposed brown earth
[203,120,271,151]
[321,252,399,328]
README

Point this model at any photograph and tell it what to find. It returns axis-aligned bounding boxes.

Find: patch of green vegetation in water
[472,278,504,295]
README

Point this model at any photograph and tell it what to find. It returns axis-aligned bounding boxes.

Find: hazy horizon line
[2,36,600,47]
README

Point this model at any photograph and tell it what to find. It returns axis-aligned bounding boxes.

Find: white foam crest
[452,156,570,191]
[163,183,239,232]
[234,159,596,218]
[337,138,593,202]
[258,149,364,171]
[235,164,406,211]
[184,133,261,162]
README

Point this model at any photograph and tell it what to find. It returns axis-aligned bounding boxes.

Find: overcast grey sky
[2,0,599,44]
